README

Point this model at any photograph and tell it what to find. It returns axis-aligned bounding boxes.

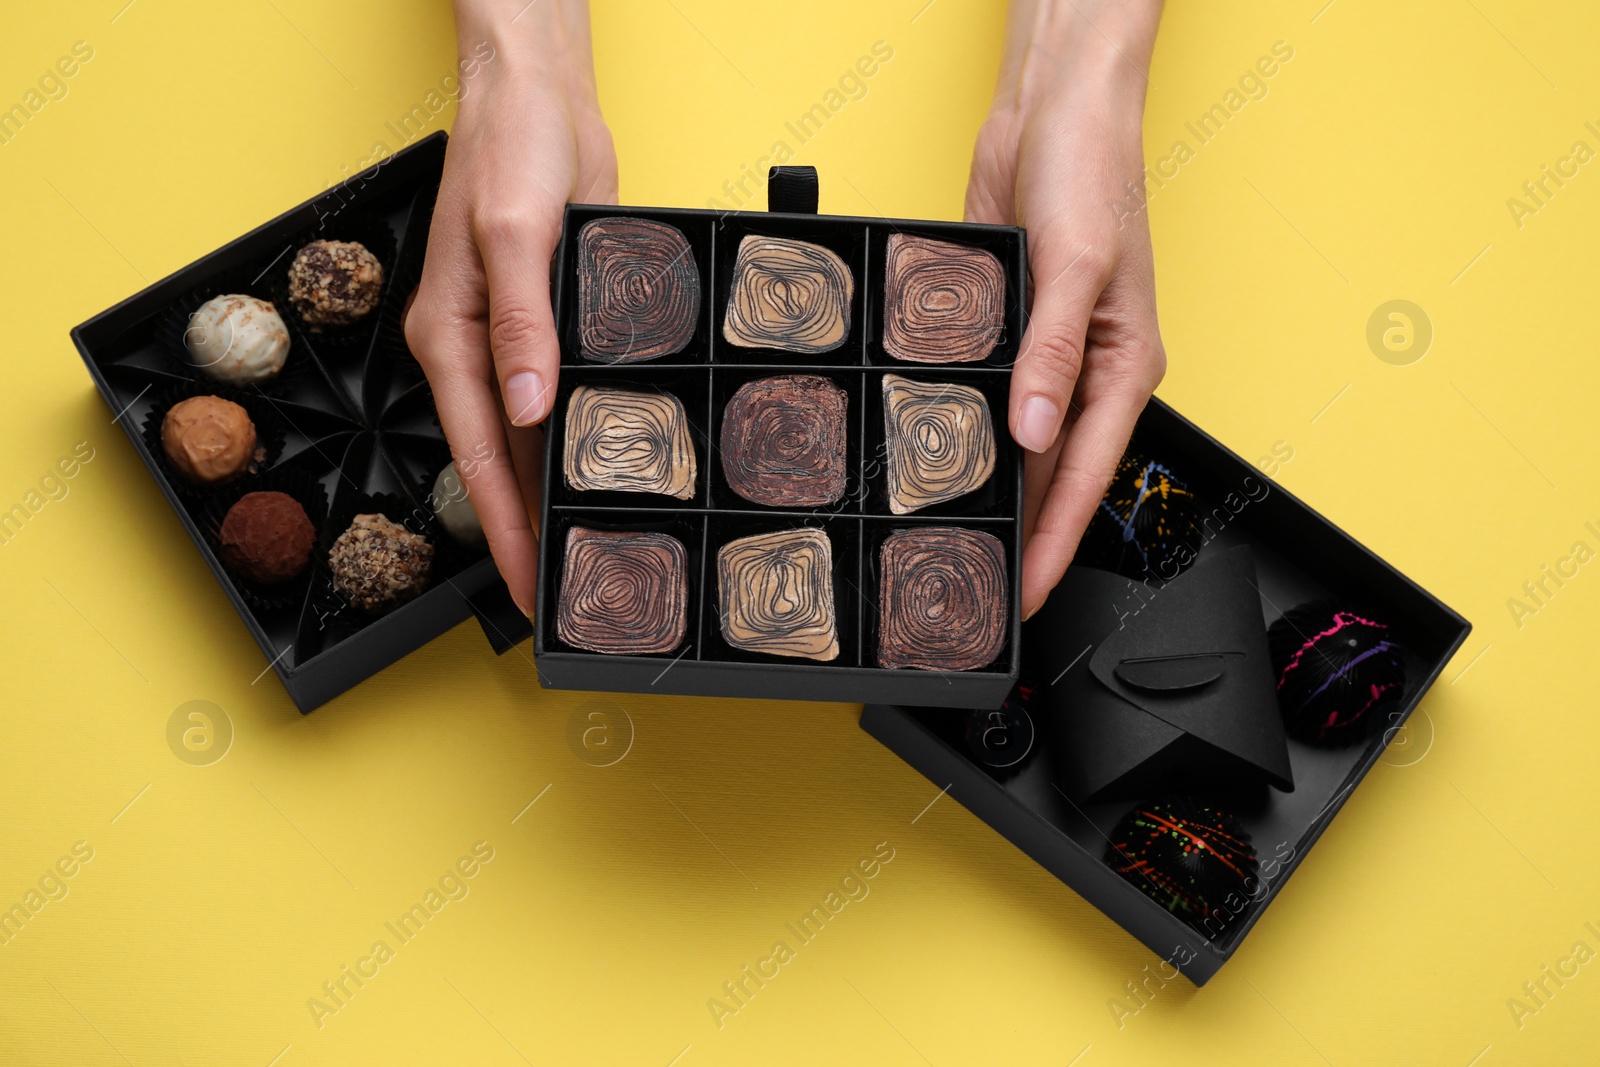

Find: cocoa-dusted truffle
[723,235,852,354]
[161,395,258,485]
[882,233,1006,364]
[882,374,995,514]
[430,462,486,549]
[563,385,697,499]
[287,239,384,328]
[577,217,700,363]
[877,526,1007,671]
[717,528,838,661]
[219,491,315,585]
[557,527,688,655]
[185,295,290,385]
[720,375,848,508]
[329,513,434,612]
[1105,797,1258,934]
[1269,602,1407,746]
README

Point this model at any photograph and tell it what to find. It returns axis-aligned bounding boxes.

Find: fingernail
[505,371,549,426]
[1015,395,1060,453]
[512,592,533,618]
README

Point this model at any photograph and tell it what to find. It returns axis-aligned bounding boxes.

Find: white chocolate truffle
[185,295,290,385]
[431,462,486,549]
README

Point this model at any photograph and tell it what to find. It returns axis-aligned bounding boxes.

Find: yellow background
[2,1,1596,1063]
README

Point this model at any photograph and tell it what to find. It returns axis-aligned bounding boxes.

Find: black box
[534,189,1028,708]
[861,397,1470,984]
[70,132,533,713]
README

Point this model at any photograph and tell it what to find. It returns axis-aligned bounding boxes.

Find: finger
[1009,241,1110,453]
[407,217,541,616]
[1019,373,1148,619]
[475,207,563,428]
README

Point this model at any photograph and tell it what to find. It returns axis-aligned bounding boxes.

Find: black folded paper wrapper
[1041,546,1294,801]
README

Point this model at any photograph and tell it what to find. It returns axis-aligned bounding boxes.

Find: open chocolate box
[533,173,1028,707]
[71,132,533,713]
[861,398,1471,983]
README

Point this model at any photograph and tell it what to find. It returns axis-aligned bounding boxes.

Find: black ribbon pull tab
[768,166,819,214]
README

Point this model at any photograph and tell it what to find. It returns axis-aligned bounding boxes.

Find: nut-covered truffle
[219,491,316,585]
[329,513,434,612]
[287,239,384,328]
[161,395,258,485]
[185,295,290,385]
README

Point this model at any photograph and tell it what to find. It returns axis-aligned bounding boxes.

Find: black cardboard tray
[861,396,1472,984]
[533,176,1028,708]
[70,132,533,713]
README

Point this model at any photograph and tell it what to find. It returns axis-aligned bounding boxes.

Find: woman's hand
[405,0,616,615]
[965,0,1166,619]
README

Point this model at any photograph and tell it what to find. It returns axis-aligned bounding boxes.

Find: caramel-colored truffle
[288,239,384,327]
[185,295,290,385]
[161,395,258,485]
[219,491,315,585]
[329,513,434,612]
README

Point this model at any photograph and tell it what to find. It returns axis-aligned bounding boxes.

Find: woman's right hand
[405,0,617,615]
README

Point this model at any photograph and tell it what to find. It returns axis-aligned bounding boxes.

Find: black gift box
[534,172,1029,708]
[861,397,1470,984]
[71,133,533,713]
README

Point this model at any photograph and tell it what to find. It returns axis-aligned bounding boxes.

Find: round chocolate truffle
[962,681,1037,776]
[185,295,290,385]
[1269,601,1407,746]
[1105,797,1258,933]
[329,513,434,613]
[1077,454,1203,581]
[431,463,486,549]
[161,395,257,485]
[287,239,384,328]
[219,491,316,585]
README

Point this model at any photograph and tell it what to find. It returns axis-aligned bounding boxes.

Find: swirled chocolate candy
[720,375,848,507]
[882,374,995,514]
[563,385,697,500]
[882,234,1006,363]
[1105,797,1258,933]
[717,528,839,661]
[877,526,1007,671]
[577,217,700,363]
[557,527,688,655]
[1078,453,1203,580]
[722,235,852,354]
[1269,602,1407,746]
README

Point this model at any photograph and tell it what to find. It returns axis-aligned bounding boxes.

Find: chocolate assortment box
[534,170,1028,708]
[72,133,533,713]
[861,398,1471,983]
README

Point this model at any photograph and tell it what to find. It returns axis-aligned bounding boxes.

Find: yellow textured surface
[2,1,1596,1063]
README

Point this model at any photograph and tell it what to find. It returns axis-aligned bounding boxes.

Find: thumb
[475,208,563,427]
[1010,243,1108,453]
